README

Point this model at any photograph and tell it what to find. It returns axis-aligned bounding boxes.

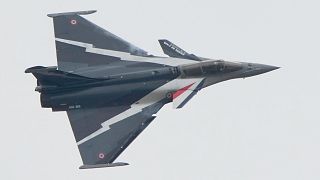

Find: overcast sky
[1,0,320,179]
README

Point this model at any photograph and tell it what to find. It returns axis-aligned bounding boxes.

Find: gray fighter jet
[26,10,279,169]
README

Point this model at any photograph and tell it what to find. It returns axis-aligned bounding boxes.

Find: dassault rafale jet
[26,10,279,169]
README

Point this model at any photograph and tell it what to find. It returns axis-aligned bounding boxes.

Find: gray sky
[1,0,320,179]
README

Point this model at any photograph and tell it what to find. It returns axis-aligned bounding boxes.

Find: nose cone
[242,63,279,78]
[254,64,280,74]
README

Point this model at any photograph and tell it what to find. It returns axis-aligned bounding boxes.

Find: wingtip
[47,10,97,18]
[79,162,129,169]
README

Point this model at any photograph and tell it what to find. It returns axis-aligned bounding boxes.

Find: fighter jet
[25,10,279,169]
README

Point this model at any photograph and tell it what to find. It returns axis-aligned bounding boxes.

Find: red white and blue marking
[172,79,205,109]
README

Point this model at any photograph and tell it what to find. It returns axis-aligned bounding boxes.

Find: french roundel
[70,19,77,25]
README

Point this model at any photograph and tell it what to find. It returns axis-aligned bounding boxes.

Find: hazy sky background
[1,0,320,179]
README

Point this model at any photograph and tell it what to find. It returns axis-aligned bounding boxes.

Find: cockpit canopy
[180,60,242,77]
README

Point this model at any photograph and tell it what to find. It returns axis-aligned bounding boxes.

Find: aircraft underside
[26,10,278,168]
